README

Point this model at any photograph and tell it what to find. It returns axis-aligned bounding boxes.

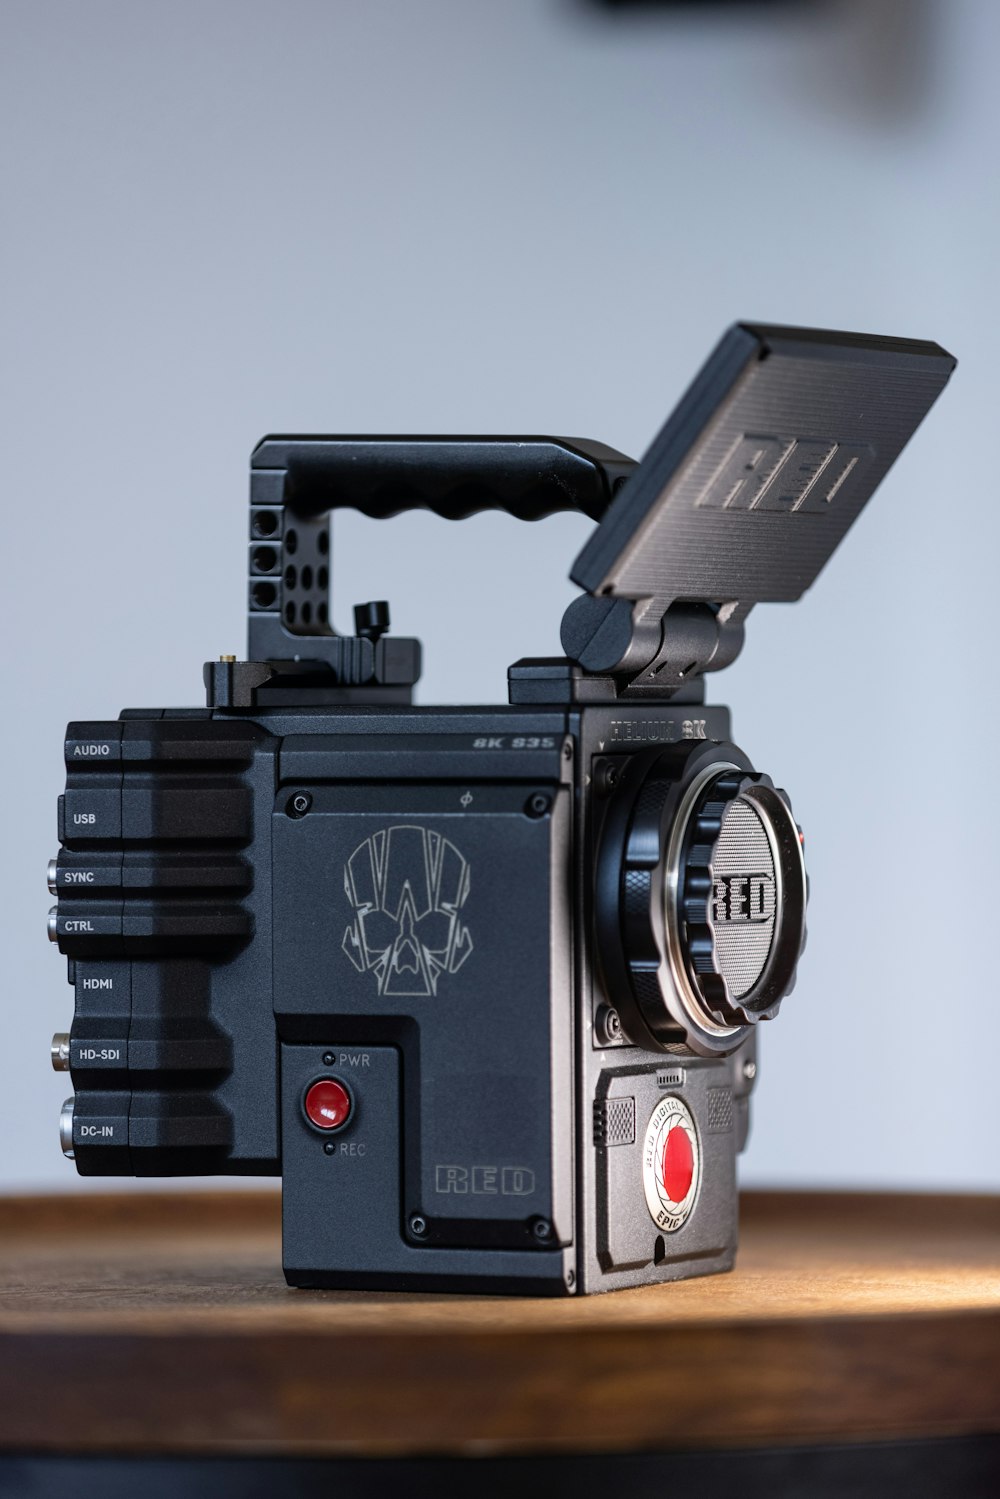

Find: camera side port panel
[281,1042,571,1294]
[588,1060,738,1289]
[50,715,281,1177]
[272,722,576,1295]
[273,781,573,1257]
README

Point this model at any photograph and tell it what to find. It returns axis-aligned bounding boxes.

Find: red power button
[303,1077,352,1131]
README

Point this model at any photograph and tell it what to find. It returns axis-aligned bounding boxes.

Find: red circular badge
[642,1096,701,1233]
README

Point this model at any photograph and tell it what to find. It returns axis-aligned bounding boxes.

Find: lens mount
[594,741,807,1057]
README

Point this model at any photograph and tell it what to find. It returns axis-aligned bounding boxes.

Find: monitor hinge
[555,597,746,700]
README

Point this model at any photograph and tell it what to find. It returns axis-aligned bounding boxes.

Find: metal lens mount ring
[594,741,807,1057]
[668,770,806,1031]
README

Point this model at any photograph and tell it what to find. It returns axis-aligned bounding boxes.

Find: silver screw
[596,1006,622,1045]
[742,1060,757,1081]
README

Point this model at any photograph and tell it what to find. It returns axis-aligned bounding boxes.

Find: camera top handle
[249,434,635,525]
[206,436,636,709]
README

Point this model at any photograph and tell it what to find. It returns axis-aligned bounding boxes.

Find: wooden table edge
[1,1305,997,1457]
[1,1188,996,1457]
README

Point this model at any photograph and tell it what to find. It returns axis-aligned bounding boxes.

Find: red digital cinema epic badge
[641,1096,701,1233]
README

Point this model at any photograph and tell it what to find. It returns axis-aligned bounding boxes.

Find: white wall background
[2,0,997,1192]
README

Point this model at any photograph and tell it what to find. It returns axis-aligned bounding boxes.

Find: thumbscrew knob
[353,601,391,641]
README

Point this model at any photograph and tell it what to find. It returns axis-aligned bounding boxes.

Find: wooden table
[0,1190,997,1492]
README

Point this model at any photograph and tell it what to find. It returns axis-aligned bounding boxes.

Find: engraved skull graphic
[342,825,473,996]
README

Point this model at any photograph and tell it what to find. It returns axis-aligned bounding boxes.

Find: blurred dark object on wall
[575,0,935,125]
[592,1,806,8]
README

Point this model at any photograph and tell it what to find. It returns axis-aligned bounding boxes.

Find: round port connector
[251,580,277,610]
[47,906,59,943]
[47,859,58,896]
[51,1033,70,1072]
[59,1097,75,1160]
[251,508,279,538]
[595,1005,623,1046]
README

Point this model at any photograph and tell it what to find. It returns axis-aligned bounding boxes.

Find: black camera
[48,324,953,1294]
